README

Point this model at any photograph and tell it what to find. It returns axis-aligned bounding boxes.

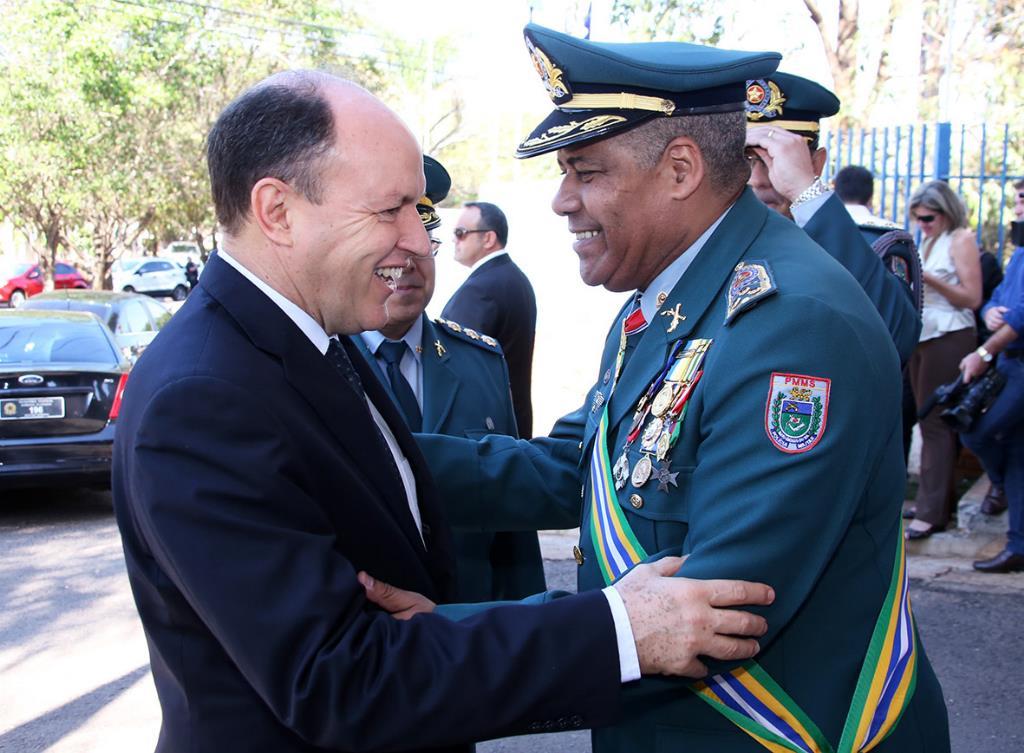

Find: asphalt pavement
[0,492,1022,753]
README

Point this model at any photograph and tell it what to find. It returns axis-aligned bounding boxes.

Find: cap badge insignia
[526,35,570,104]
[766,373,830,453]
[745,79,786,121]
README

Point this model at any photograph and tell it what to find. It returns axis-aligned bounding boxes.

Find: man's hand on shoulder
[359,572,436,619]
[613,555,774,677]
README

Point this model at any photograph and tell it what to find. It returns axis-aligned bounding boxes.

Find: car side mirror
[134,269,144,276]
[28,270,40,279]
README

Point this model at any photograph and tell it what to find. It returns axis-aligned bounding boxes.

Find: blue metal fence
[822,123,1024,262]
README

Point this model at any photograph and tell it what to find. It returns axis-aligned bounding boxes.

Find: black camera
[919,369,1007,432]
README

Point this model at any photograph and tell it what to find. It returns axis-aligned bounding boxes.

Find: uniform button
[573,545,585,566]
[629,494,644,509]
[485,416,495,430]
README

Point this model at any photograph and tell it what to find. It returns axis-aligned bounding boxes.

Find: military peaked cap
[745,71,840,138]
[418,155,451,230]
[517,23,781,158]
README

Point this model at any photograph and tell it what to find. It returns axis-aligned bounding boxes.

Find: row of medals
[612,339,712,491]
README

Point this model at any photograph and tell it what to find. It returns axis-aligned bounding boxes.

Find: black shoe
[905,523,944,540]
[980,485,1008,516]
[902,505,916,520]
[973,549,1024,573]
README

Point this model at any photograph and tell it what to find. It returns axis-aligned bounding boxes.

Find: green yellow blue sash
[691,526,917,753]
[588,316,650,584]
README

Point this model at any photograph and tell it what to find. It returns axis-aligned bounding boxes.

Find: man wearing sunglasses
[353,157,546,601]
[744,73,922,365]
[443,201,537,438]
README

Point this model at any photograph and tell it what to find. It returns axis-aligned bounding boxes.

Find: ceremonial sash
[692,528,917,753]
[587,308,651,584]
[584,334,918,751]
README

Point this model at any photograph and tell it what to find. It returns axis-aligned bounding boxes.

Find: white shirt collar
[469,249,508,273]
[638,204,734,323]
[217,248,332,355]
[359,317,424,362]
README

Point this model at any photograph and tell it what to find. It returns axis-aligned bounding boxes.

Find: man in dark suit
[353,156,546,602]
[443,201,537,437]
[111,70,775,752]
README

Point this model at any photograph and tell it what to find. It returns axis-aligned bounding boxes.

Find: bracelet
[790,178,830,209]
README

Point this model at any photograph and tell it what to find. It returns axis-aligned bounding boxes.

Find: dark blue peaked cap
[745,72,840,137]
[516,23,781,158]
[418,155,451,231]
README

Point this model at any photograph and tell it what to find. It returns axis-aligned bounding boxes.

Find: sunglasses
[914,213,938,224]
[1017,192,1024,200]
[453,227,491,240]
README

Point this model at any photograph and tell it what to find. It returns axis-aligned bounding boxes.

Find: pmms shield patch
[765,372,830,453]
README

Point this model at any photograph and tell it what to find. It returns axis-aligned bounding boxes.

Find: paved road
[1,491,1021,753]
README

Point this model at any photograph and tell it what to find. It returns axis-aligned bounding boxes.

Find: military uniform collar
[359,317,424,363]
[637,203,733,324]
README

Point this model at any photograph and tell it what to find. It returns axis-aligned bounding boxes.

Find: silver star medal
[631,454,653,488]
[612,452,630,490]
[655,463,680,493]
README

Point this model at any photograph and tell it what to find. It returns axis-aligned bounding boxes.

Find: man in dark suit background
[111,69,775,752]
[353,156,546,602]
[443,201,537,437]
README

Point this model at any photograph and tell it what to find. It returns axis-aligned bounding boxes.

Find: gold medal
[631,454,653,488]
[651,384,677,417]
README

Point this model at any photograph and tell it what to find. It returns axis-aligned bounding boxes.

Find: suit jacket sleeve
[803,194,921,363]
[415,401,587,533]
[126,375,620,750]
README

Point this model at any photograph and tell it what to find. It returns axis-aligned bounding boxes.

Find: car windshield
[0,319,117,365]
[0,262,32,279]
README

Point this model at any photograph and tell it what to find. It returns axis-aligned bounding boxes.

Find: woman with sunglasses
[905,180,983,539]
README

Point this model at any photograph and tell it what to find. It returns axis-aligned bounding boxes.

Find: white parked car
[112,258,190,301]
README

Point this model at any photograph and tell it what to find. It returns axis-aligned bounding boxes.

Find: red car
[0,261,90,307]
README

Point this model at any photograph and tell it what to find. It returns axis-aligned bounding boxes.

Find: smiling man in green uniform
[353,156,546,602]
[378,24,950,753]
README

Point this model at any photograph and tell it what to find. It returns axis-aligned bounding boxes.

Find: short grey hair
[909,180,968,230]
[616,110,749,193]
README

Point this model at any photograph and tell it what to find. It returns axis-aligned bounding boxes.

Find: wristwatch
[975,346,994,363]
[789,177,830,210]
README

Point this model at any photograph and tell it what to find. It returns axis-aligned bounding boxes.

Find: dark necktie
[326,338,363,393]
[376,340,423,432]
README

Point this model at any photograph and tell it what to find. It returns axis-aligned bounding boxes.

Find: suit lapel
[201,256,429,558]
[605,190,769,433]
[419,317,460,432]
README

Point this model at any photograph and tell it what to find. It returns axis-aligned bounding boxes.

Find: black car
[21,289,171,363]
[0,310,129,489]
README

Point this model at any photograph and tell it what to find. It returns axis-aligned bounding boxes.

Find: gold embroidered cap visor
[515,23,781,159]
[417,155,451,231]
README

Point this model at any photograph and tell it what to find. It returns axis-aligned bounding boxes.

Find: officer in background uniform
[744,73,922,363]
[834,164,923,312]
[406,24,949,753]
[352,156,545,602]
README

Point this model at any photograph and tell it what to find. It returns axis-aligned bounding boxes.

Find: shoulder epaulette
[724,260,777,326]
[434,318,502,352]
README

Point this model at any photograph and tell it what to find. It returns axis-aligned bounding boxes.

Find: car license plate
[0,396,66,420]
